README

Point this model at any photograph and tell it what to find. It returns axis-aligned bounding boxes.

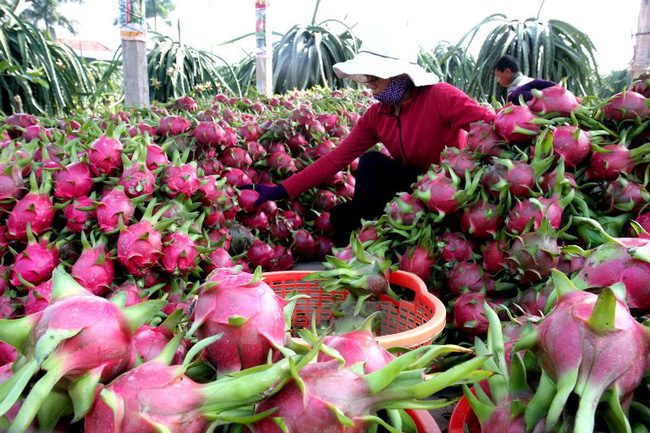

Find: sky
[57,0,644,74]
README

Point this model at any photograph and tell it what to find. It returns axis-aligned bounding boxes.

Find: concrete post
[631,0,650,79]
[119,0,149,107]
[255,0,273,97]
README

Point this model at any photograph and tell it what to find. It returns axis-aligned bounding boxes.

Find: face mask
[373,75,411,105]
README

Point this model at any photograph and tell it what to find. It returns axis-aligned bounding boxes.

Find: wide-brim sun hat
[333,26,438,87]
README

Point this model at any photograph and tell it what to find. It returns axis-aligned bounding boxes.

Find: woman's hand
[240,184,288,206]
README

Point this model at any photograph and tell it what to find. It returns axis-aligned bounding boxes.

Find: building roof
[56,38,115,61]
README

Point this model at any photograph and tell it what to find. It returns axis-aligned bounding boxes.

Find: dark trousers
[330,152,421,247]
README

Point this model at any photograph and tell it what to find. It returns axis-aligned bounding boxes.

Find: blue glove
[240,183,289,206]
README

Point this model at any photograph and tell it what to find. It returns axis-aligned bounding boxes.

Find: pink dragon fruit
[23,279,52,315]
[145,143,170,170]
[11,230,60,287]
[385,192,427,228]
[440,147,478,176]
[130,310,187,366]
[399,243,436,283]
[466,121,504,156]
[452,292,496,337]
[550,125,591,168]
[413,167,479,220]
[255,346,488,432]
[188,267,287,374]
[162,160,201,198]
[584,143,649,180]
[572,218,650,310]
[0,159,25,205]
[174,96,197,111]
[446,261,496,295]
[6,173,55,241]
[0,267,164,431]
[481,159,535,198]
[438,231,478,263]
[159,225,200,276]
[460,200,503,240]
[119,148,156,198]
[506,193,572,234]
[71,233,114,295]
[318,328,394,374]
[601,176,650,214]
[515,271,650,432]
[5,113,38,138]
[506,230,560,284]
[85,345,301,433]
[190,120,227,147]
[63,195,97,233]
[482,240,511,275]
[116,202,166,277]
[527,84,582,116]
[87,134,124,176]
[494,104,541,144]
[156,115,192,137]
[245,239,277,270]
[53,160,94,199]
[602,90,650,121]
[96,186,136,233]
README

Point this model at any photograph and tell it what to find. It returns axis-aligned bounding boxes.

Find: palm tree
[459,12,600,101]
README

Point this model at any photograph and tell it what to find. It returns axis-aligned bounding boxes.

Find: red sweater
[282,83,495,198]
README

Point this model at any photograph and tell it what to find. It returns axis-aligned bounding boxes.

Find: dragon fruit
[162,157,201,198]
[254,345,489,433]
[550,125,591,168]
[506,193,573,234]
[70,233,114,296]
[481,158,535,198]
[5,113,38,138]
[63,195,97,233]
[572,217,650,310]
[0,267,164,432]
[116,201,167,277]
[440,147,478,176]
[11,229,60,288]
[413,167,480,221]
[494,103,541,144]
[527,84,582,116]
[466,121,504,156]
[438,231,479,262]
[174,96,197,111]
[384,192,427,229]
[145,143,170,170]
[600,176,650,214]
[460,200,503,240]
[156,115,192,137]
[506,228,560,284]
[23,279,52,315]
[87,133,124,176]
[130,310,187,366]
[514,271,650,432]
[187,267,287,375]
[399,242,436,283]
[159,222,200,276]
[482,239,510,275]
[6,173,55,241]
[446,261,496,295]
[53,160,94,199]
[119,148,156,198]
[84,341,301,433]
[96,186,136,233]
[584,143,650,180]
[602,90,650,121]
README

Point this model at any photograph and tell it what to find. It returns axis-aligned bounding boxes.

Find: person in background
[245,28,495,247]
[493,54,556,104]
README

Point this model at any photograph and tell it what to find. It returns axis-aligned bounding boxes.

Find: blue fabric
[507,78,557,105]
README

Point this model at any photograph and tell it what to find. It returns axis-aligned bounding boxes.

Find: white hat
[333,27,439,87]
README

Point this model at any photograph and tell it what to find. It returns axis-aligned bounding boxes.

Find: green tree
[3,0,84,36]
[459,13,600,101]
[145,0,175,31]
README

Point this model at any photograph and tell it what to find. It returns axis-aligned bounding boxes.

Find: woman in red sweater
[248,29,495,246]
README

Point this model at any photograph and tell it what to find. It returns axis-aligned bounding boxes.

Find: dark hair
[493,54,520,73]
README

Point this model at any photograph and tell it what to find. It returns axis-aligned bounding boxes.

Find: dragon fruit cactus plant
[514,270,650,432]
[253,343,491,433]
[0,267,165,432]
[188,266,287,375]
[85,332,301,433]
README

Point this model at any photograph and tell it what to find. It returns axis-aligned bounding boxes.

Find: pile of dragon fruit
[0,73,650,431]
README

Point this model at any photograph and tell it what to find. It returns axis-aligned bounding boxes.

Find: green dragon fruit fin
[551,269,579,299]
[586,287,617,333]
[121,299,166,334]
[37,388,72,432]
[51,266,90,301]
[0,316,36,353]
[69,365,105,422]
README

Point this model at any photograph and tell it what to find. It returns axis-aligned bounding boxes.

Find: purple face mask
[373,75,411,105]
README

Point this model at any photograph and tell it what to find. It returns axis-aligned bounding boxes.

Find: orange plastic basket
[262,270,446,349]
